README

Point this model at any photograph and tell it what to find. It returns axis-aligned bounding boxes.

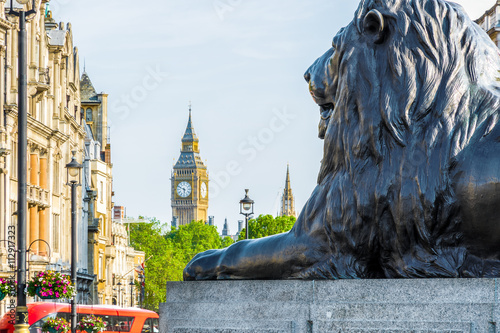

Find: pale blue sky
[50,0,494,233]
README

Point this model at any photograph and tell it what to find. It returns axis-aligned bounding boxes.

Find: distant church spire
[280,164,296,217]
[222,218,230,236]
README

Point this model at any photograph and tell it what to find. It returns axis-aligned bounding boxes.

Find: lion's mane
[298,0,500,278]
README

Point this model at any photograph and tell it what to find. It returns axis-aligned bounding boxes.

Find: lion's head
[306,0,500,184]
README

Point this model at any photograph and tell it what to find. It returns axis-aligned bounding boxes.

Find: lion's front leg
[183,230,329,280]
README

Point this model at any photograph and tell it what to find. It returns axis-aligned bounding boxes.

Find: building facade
[171,107,209,226]
[280,165,296,217]
[476,1,500,47]
[0,1,143,311]
[80,71,114,304]
[0,0,95,309]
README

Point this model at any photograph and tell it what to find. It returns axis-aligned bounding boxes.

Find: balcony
[38,67,50,85]
[105,245,116,259]
[27,185,50,208]
[29,67,50,97]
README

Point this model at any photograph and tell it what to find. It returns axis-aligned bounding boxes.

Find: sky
[49,0,495,234]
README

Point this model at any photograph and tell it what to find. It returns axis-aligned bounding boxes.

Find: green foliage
[129,218,176,312]
[221,236,235,248]
[237,215,296,241]
[166,221,223,262]
[130,219,232,312]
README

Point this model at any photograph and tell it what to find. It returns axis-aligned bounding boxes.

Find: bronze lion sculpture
[184,0,500,280]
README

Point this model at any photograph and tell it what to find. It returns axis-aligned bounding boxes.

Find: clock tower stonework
[171,108,209,226]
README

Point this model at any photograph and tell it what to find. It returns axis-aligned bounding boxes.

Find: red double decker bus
[0,303,158,333]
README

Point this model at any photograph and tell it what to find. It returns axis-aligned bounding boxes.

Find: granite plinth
[160,279,499,333]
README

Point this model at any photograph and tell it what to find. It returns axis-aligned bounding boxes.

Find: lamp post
[138,273,144,308]
[66,151,82,333]
[117,281,122,307]
[8,1,36,333]
[129,279,134,307]
[239,189,254,240]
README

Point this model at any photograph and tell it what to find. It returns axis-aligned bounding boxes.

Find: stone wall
[160,279,499,333]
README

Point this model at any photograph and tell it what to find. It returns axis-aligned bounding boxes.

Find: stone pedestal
[160,279,499,333]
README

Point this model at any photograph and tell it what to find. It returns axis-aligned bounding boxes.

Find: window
[98,255,103,280]
[141,318,159,333]
[53,161,59,193]
[52,214,60,252]
[11,141,17,178]
[86,108,93,122]
[10,201,17,227]
[30,314,136,333]
[100,181,104,203]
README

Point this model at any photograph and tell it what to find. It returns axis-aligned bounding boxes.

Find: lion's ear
[363,9,386,44]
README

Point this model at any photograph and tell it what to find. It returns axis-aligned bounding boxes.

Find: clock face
[200,182,207,198]
[177,181,191,197]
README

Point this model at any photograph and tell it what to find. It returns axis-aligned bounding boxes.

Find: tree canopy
[129,219,234,312]
[129,216,293,311]
[237,215,296,241]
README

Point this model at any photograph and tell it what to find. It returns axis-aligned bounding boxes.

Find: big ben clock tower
[171,106,209,226]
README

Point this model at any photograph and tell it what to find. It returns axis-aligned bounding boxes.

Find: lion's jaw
[305,47,339,140]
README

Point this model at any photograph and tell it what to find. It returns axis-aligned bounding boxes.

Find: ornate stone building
[0,1,142,311]
[280,165,296,217]
[476,2,500,47]
[110,217,144,307]
[171,107,209,226]
[80,71,114,304]
[0,0,95,310]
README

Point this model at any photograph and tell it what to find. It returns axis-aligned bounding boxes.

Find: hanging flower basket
[0,278,17,300]
[41,317,69,333]
[77,315,106,333]
[27,271,75,299]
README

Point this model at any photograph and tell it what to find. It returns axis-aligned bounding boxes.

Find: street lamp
[66,151,82,333]
[138,273,144,308]
[129,279,134,307]
[7,1,37,333]
[117,281,122,307]
[239,189,254,240]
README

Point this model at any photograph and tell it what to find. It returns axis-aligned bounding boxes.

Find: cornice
[68,82,77,92]
[0,17,13,32]
[6,105,70,143]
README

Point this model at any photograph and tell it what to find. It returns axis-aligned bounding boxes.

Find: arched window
[86,108,93,122]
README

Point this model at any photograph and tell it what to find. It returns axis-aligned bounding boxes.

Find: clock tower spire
[171,105,209,226]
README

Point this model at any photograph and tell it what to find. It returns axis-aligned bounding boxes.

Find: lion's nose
[304,71,311,83]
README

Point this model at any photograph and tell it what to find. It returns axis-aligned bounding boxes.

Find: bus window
[141,318,158,333]
[98,315,134,332]
[151,318,158,333]
[29,313,58,333]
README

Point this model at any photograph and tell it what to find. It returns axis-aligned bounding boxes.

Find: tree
[237,215,296,241]
[221,236,235,248]
[130,219,233,311]
[129,218,180,312]
[166,220,225,262]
